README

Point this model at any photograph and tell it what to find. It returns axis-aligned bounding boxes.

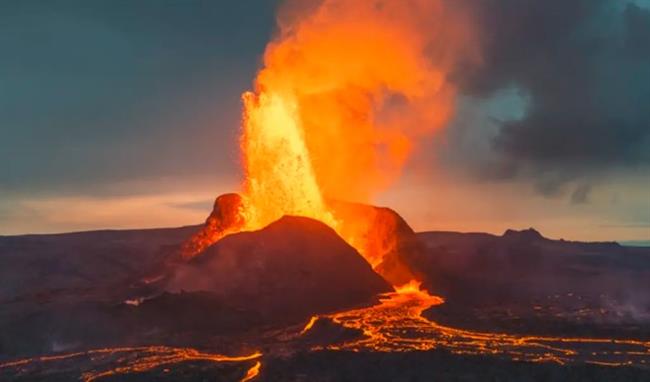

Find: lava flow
[178,0,650,372]
[301,283,650,368]
[0,346,262,382]
[6,1,645,380]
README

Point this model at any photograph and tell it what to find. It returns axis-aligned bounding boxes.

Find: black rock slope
[168,215,392,320]
[0,217,391,357]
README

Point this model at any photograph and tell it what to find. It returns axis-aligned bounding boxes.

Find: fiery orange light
[233,0,477,276]
[241,361,262,382]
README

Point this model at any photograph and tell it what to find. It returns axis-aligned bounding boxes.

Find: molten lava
[183,0,476,281]
[241,361,262,382]
[3,3,649,382]
[303,287,650,367]
[0,346,261,382]
[236,0,475,271]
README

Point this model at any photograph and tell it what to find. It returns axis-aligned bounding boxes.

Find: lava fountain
[183,0,477,284]
[2,2,650,381]
[177,1,650,370]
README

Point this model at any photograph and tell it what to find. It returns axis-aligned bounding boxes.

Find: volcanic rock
[327,200,426,286]
[180,193,427,287]
[180,193,245,260]
[416,229,650,338]
[167,216,392,322]
[502,227,545,242]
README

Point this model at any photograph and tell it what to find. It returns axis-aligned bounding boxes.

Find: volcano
[2,202,650,381]
[0,208,394,360]
[168,215,392,321]
[182,193,425,287]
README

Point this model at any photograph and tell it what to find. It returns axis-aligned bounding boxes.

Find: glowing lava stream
[303,283,650,367]
[3,287,650,381]
[0,346,262,382]
[241,361,262,382]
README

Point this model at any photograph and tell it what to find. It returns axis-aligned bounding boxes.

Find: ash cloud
[452,0,650,189]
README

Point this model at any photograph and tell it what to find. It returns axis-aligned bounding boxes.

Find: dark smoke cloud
[453,0,650,188]
[571,183,592,205]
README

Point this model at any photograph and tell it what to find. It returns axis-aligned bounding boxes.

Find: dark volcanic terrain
[167,216,391,323]
[1,220,649,381]
[0,218,389,358]
[418,228,650,340]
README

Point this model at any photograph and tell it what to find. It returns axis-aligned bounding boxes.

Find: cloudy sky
[1,0,648,242]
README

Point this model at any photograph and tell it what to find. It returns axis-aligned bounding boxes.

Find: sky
[1,0,648,242]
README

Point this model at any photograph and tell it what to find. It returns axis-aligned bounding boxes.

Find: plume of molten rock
[182,193,424,287]
[243,0,478,203]
[184,0,476,286]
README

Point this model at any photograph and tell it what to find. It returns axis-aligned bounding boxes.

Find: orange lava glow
[0,346,261,382]
[185,0,476,271]
[300,315,320,335]
[241,361,262,382]
[302,288,650,367]
[4,292,649,380]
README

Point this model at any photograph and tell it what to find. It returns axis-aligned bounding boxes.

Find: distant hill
[415,228,650,337]
[0,225,199,302]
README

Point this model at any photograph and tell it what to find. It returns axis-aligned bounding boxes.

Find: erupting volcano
[182,0,475,286]
[2,0,650,381]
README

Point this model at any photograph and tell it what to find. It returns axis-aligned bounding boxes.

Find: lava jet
[2,0,650,381]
